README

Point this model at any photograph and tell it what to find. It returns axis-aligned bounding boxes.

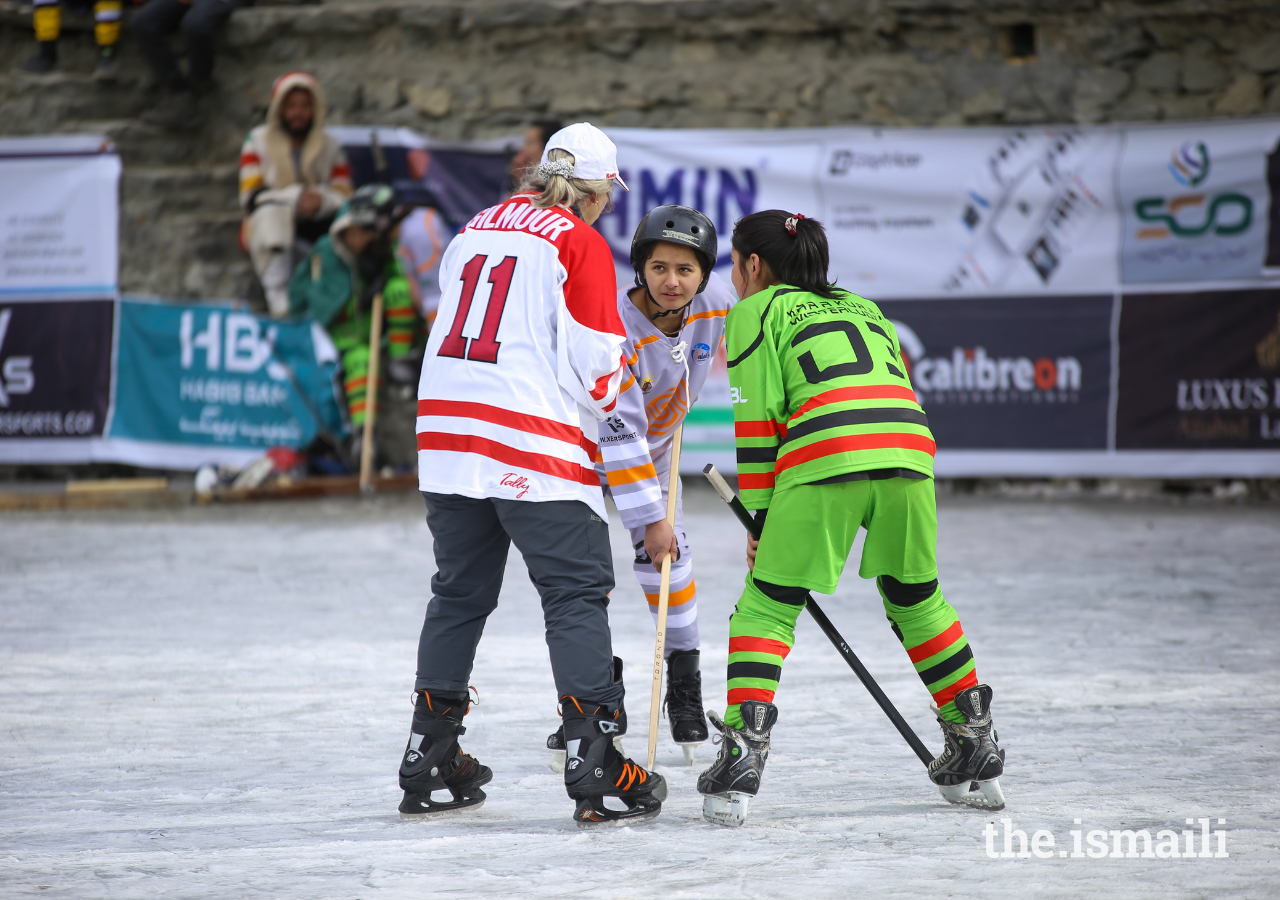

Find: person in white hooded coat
[239,71,353,317]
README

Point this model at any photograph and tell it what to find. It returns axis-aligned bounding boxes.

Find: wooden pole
[358,292,384,494]
[645,421,684,771]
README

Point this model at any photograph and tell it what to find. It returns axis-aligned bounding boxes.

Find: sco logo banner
[1133,193,1252,240]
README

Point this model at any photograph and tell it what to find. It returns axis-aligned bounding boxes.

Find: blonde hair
[519,148,614,210]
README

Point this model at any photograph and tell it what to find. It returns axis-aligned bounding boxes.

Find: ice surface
[2,487,1278,898]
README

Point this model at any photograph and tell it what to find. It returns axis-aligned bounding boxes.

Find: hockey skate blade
[679,742,699,765]
[938,777,1005,810]
[398,788,487,820]
[702,791,750,827]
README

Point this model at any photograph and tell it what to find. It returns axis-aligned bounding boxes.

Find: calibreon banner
[875,296,1113,450]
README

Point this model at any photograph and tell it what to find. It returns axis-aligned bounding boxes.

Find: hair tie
[537,158,576,179]
[784,213,806,236]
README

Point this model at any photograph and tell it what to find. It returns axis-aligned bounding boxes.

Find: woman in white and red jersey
[395,123,668,827]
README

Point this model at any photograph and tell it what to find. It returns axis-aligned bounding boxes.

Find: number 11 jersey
[416,192,626,517]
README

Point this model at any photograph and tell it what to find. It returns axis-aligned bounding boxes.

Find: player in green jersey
[696,210,1005,827]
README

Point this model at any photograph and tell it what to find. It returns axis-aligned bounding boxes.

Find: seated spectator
[288,185,417,456]
[239,72,352,317]
[133,0,243,128]
[18,0,121,80]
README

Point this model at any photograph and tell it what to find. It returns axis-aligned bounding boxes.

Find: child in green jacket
[289,184,418,436]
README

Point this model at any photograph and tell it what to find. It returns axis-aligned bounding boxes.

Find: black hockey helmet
[630,205,718,296]
[345,183,408,234]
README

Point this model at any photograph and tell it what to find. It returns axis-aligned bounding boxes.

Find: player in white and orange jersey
[547,205,736,769]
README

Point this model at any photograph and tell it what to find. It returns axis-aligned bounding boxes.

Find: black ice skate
[547,657,626,774]
[398,690,493,819]
[697,699,777,827]
[546,723,625,774]
[665,649,709,764]
[562,697,666,827]
[929,683,1006,810]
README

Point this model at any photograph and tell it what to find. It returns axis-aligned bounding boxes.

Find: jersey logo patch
[693,342,712,365]
[499,472,531,498]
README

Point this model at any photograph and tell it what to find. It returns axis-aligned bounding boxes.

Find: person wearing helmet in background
[288,183,417,459]
[546,205,736,771]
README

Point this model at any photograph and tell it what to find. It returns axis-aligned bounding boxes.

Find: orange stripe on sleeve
[606,462,658,486]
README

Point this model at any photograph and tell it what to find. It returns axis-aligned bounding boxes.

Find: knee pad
[878,575,939,607]
[751,576,808,607]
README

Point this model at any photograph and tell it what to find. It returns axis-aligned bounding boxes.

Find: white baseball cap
[540,122,630,191]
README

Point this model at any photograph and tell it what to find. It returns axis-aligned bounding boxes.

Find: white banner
[0,136,120,299]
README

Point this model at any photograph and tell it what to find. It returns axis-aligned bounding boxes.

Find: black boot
[697,699,777,827]
[19,42,58,75]
[665,649,708,758]
[546,657,625,774]
[397,690,492,818]
[928,683,1005,810]
[562,697,666,827]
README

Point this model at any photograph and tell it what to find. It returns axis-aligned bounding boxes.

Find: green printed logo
[1134,193,1252,240]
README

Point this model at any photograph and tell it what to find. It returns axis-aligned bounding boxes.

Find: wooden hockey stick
[702,464,934,767]
[358,291,384,495]
[645,421,684,771]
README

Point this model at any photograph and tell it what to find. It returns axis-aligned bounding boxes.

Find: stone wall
[1,0,1279,300]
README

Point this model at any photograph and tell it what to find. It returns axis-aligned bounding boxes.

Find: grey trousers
[416,492,623,710]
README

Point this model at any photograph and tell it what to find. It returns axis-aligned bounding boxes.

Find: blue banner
[111,299,345,456]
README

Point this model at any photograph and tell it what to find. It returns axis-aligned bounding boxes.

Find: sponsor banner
[0,142,120,298]
[108,299,346,462]
[1120,121,1280,284]
[1116,289,1280,449]
[0,299,113,447]
[877,296,1114,449]
[815,128,1124,298]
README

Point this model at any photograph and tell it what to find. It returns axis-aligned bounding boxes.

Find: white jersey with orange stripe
[597,272,737,529]
[416,193,627,518]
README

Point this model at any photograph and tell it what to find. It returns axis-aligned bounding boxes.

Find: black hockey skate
[929,683,1005,810]
[665,649,709,765]
[547,657,626,774]
[398,690,493,819]
[562,697,666,827]
[547,724,627,774]
[697,699,777,827]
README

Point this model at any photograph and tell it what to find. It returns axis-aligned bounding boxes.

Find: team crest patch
[692,342,712,365]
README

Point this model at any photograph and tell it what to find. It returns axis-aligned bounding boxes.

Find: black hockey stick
[702,464,934,767]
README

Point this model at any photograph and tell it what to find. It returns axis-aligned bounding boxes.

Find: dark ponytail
[731,210,839,299]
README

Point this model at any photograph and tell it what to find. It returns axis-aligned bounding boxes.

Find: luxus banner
[600,120,1280,476]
